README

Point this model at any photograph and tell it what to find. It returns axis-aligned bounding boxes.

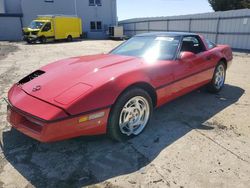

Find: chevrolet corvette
[6,32,233,142]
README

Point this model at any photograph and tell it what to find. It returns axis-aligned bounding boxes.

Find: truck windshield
[111,36,181,60]
[29,21,45,29]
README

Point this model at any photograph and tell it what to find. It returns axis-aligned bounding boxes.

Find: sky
[117,0,213,21]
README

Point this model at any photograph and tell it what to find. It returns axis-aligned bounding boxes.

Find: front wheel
[26,39,32,44]
[108,88,153,141]
[207,62,226,93]
[39,36,46,44]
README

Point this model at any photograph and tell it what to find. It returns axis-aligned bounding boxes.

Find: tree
[208,0,250,11]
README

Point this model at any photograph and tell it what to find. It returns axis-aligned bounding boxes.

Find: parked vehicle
[6,32,233,142]
[108,26,124,40]
[23,15,82,44]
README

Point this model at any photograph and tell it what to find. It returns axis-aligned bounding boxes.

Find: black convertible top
[136,32,198,37]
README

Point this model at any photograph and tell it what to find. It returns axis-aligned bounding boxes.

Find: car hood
[19,54,140,109]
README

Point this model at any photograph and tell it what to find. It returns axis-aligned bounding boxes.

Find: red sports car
[6,32,233,142]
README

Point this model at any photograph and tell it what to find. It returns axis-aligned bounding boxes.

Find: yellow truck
[23,15,82,44]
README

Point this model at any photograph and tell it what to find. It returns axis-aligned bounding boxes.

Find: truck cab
[23,20,54,43]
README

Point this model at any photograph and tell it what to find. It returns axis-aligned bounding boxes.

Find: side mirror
[179,51,196,62]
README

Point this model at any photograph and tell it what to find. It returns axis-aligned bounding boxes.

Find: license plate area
[7,105,43,133]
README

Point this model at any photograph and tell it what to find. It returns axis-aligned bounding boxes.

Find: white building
[0,0,117,40]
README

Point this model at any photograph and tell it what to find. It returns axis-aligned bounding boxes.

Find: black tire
[67,35,73,42]
[27,40,32,44]
[39,36,46,44]
[108,88,153,142]
[207,61,226,93]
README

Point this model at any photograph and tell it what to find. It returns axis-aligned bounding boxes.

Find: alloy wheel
[119,96,150,136]
[214,64,225,89]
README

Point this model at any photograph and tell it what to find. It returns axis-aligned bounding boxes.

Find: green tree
[208,0,250,11]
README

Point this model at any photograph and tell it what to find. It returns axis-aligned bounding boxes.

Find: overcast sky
[117,0,213,21]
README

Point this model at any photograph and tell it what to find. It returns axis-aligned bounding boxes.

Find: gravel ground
[0,40,250,188]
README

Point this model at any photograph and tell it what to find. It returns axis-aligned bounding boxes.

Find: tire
[27,40,32,44]
[67,35,73,42]
[39,36,46,44]
[207,61,226,93]
[108,88,153,142]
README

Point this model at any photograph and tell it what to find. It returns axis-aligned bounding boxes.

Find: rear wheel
[67,35,73,42]
[207,61,226,93]
[108,88,153,141]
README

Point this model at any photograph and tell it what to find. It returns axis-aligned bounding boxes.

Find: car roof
[136,32,198,37]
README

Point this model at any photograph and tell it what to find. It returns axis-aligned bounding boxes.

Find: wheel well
[121,82,157,107]
[220,58,227,69]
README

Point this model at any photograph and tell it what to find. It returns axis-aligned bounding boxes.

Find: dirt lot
[0,40,250,188]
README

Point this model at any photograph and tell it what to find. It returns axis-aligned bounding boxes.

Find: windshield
[28,21,45,29]
[111,36,181,61]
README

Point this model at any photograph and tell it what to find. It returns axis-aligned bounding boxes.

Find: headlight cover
[54,83,92,105]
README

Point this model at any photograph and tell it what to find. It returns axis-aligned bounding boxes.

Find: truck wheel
[39,36,46,44]
[108,88,153,142]
[67,35,73,42]
[27,40,32,44]
[207,61,226,93]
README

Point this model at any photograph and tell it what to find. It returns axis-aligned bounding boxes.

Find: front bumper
[23,35,38,42]
[6,103,110,142]
[7,84,110,142]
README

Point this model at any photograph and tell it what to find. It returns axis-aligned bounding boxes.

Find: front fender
[65,69,153,115]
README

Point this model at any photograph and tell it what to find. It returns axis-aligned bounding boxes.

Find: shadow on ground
[0,84,245,187]
[24,38,107,46]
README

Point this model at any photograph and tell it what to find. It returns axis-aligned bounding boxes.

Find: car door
[41,22,54,39]
[146,36,183,105]
[148,36,180,86]
[171,35,215,95]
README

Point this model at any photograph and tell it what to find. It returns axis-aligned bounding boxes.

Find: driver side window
[181,36,205,54]
[42,22,51,32]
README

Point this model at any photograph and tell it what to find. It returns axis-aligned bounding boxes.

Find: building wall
[0,16,22,40]
[5,0,22,13]
[21,0,75,27]
[119,9,250,50]
[0,0,117,40]
[0,0,6,13]
[21,0,117,39]
[76,0,117,38]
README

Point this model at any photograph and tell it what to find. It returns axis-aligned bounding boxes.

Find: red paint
[8,105,110,142]
[7,34,233,142]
